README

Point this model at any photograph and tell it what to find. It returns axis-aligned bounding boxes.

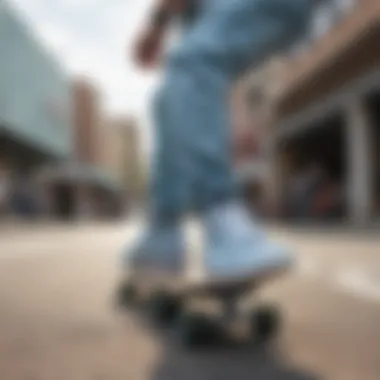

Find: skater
[126,0,318,280]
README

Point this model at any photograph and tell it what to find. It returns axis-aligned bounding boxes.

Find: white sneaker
[203,201,293,282]
[122,223,185,274]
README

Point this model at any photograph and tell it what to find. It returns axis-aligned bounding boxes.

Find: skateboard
[116,262,288,348]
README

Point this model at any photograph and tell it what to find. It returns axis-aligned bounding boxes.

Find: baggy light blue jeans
[150,0,314,221]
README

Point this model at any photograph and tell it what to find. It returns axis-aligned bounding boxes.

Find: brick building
[73,80,102,165]
[101,117,145,205]
[42,79,123,219]
[238,0,380,224]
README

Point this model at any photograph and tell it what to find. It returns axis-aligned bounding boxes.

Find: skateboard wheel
[149,292,182,325]
[116,281,137,308]
[176,312,220,348]
[251,305,281,342]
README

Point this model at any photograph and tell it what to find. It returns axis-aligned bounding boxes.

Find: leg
[149,79,193,221]
[163,0,315,279]
[123,0,314,276]
[120,83,187,271]
[146,0,314,219]
[156,63,236,213]
[166,0,314,212]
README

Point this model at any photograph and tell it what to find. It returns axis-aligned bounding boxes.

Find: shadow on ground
[120,301,320,380]
[151,339,319,380]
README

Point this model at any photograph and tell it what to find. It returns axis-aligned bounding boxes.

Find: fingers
[134,30,164,68]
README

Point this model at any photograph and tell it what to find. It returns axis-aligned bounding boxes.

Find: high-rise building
[101,117,144,203]
[40,78,124,220]
[72,79,102,164]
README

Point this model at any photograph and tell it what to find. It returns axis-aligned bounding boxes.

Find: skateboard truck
[117,277,281,348]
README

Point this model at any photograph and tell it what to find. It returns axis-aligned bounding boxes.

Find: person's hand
[134,27,165,69]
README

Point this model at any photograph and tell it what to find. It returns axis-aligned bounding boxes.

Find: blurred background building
[0,1,71,219]
[236,0,380,226]
[41,79,125,220]
[103,117,146,208]
[2,0,379,227]
[0,1,143,221]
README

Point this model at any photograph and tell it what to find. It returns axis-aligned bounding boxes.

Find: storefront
[272,16,380,224]
[40,163,123,220]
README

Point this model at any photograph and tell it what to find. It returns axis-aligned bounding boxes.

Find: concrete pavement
[0,221,379,379]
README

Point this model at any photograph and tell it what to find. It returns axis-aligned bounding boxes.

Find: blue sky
[10,0,158,116]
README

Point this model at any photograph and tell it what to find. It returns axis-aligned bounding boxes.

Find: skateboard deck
[125,263,288,298]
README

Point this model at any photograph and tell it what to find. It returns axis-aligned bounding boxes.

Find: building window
[288,1,335,57]
[330,0,356,23]
[335,0,356,15]
[310,0,356,41]
[311,2,336,40]
[285,0,355,60]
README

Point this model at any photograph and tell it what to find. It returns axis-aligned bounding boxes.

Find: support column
[346,96,374,225]
[263,133,284,219]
